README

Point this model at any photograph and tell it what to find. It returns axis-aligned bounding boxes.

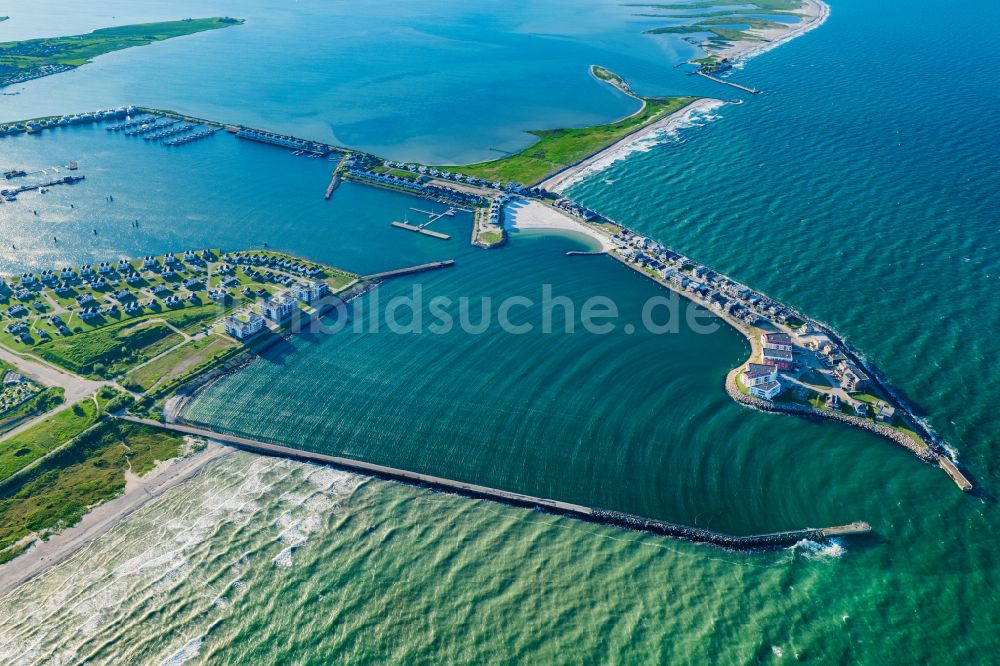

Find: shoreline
[537,97,724,193]
[707,0,831,66]
[0,440,232,600]
[527,202,969,489]
[506,198,612,250]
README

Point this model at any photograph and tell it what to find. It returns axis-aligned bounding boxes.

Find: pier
[939,457,973,492]
[324,154,347,199]
[695,71,760,94]
[391,221,451,240]
[391,207,457,240]
[116,416,871,550]
[1,174,84,199]
[361,259,454,281]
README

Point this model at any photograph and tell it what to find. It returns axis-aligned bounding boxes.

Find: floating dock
[118,416,872,550]
[695,71,760,94]
[391,221,451,240]
[391,206,456,239]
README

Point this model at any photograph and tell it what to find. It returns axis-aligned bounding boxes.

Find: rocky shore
[724,368,937,463]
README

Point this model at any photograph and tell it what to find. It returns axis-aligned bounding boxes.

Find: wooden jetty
[117,416,872,550]
[695,71,760,94]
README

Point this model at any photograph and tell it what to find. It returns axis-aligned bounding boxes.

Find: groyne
[361,260,454,281]
[117,416,872,551]
[694,71,760,94]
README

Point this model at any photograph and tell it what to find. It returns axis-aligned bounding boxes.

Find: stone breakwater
[724,369,937,463]
[119,417,873,551]
[591,510,870,550]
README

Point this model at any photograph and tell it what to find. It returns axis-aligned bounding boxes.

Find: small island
[0,17,244,89]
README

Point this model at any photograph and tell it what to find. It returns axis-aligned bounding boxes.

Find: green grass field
[440,96,698,185]
[0,18,243,85]
[37,319,184,378]
[645,25,765,42]
[0,398,100,483]
[124,335,237,393]
[0,420,187,563]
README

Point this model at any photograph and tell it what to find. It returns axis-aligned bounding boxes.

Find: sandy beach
[0,439,233,599]
[711,0,830,64]
[505,198,612,250]
[537,97,724,193]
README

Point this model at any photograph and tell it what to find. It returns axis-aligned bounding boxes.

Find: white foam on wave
[789,538,845,560]
[273,547,295,568]
[554,99,726,191]
[160,636,204,666]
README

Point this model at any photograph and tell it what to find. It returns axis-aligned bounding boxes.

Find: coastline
[0,439,232,600]
[522,201,969,489]
[709,0,831,66]
[537,97,724,193]
[506,198,612,250]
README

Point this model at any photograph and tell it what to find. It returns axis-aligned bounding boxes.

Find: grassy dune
[442,95,698,185]
[0,421,186,563]
[0,399,100,483]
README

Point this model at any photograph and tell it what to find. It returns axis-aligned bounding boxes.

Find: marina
[0,105,969,490]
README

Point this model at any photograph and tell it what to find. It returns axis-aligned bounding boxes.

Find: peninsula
[0,17,244,89]
[432,68,700,185]
[636,0,829,78]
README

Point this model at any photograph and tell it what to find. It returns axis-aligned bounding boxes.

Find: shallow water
[1,0,999,661]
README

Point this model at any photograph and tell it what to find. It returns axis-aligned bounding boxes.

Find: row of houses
[384,162,542,197]
[552,197,604,223]
[223,252,324,278]
[612,231,762,326]
[223,280,330,340]
[347,169,487,206]
[0,106,134,136]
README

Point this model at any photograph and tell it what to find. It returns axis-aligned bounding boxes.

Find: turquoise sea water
[0,0,719,163]
[2,0,1000,662]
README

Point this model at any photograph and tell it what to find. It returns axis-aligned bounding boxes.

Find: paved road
[0,346,104,403]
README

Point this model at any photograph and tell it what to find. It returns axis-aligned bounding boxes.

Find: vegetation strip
[0,18,243,88]
[0,419,190,564]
